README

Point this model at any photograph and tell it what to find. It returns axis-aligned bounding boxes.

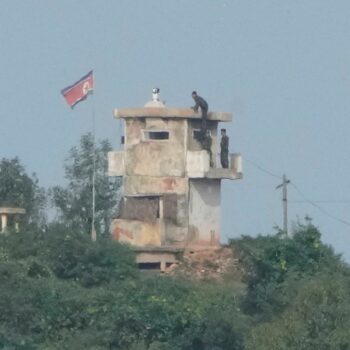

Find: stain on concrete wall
[111,218,161,246]
[163,194,177,223]
[123,176,188,196]
[126,119,144,147]
[164,223,187,244]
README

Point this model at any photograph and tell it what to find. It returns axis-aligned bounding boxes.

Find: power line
[243,155,350,227]
[289,182,350,227]
[244,157,282,180]
[290,200,350,204]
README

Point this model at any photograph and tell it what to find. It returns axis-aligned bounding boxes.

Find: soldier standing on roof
[191,91,208,131]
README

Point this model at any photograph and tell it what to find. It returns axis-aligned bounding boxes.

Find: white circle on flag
[82,81,90,95]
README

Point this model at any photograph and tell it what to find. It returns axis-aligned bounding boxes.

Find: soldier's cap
[192,91,197,95]
[221,128,226,132]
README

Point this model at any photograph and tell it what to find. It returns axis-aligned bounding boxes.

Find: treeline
[0,133,120,236]
[0,223,349,349]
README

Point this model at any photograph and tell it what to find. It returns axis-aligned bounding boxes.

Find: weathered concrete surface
[114,107,232,122]
[108,151,124,176]
[123,176,188,195]
[111,219,162,246]
[188,179,221,247]
[135,250,180,271]
[231,153,243,174]
[205,168,243,180]
[124,118,186,177]
[186,151,210,178]
[164,223,187,244]
[119,197,159,223]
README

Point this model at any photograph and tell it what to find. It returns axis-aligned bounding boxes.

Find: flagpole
[91,91,97,242]
[61,70,96,240]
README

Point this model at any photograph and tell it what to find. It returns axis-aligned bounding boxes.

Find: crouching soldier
[191,91,208,132]
[202,130,213,168]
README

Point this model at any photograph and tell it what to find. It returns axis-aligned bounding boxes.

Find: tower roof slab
[113,107,232,122]
[0,207,26,215]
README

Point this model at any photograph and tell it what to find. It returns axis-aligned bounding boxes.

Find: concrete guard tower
[108,90,242,270]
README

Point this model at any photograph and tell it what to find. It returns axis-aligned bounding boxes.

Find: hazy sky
[1,1,350,259]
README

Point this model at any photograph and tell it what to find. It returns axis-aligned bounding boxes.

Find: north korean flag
[61,70,94,108]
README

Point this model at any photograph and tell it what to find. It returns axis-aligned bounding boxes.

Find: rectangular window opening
[144,131,169,140]
[192,129,211,140]
[138,262,161,270]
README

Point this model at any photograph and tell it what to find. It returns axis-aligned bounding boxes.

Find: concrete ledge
[133,246,184,271]
[205,154,243,180]
[205,168,243,180]
[114,107,232,122]
[0,207,26,215]
[133,246,184,253]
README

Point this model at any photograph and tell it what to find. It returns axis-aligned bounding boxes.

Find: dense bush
[0,221,349,349]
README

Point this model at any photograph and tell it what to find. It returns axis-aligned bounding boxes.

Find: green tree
[0,157,46,228]
[245,271,350,350]
[231,221,342,318]
[43,225,138,287]
[51,133,120,236]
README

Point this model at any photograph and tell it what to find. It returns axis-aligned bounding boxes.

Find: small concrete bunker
[108,91,242,270]
[0,207,26,233]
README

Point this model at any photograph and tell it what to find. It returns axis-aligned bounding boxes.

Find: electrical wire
[289,182,350,227]
[244,155,350,227]
[244,157,282,180]
[290,200,350,204]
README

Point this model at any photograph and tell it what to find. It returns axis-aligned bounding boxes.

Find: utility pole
[276,174,290,235]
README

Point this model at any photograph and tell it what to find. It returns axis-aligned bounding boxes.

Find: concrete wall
[188,179,221,246]
[109,116,228,250]
[108,151,124,176]
[111,218,162,246]
[125,118,187,177]
[186,151,209,178]
[123,175,188,196]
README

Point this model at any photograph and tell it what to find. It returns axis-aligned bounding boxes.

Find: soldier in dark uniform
[220,128,229,168]
[191,91,208,131]
[202,129,213,167]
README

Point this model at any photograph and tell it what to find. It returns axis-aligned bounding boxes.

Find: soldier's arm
[192,101,199,112]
